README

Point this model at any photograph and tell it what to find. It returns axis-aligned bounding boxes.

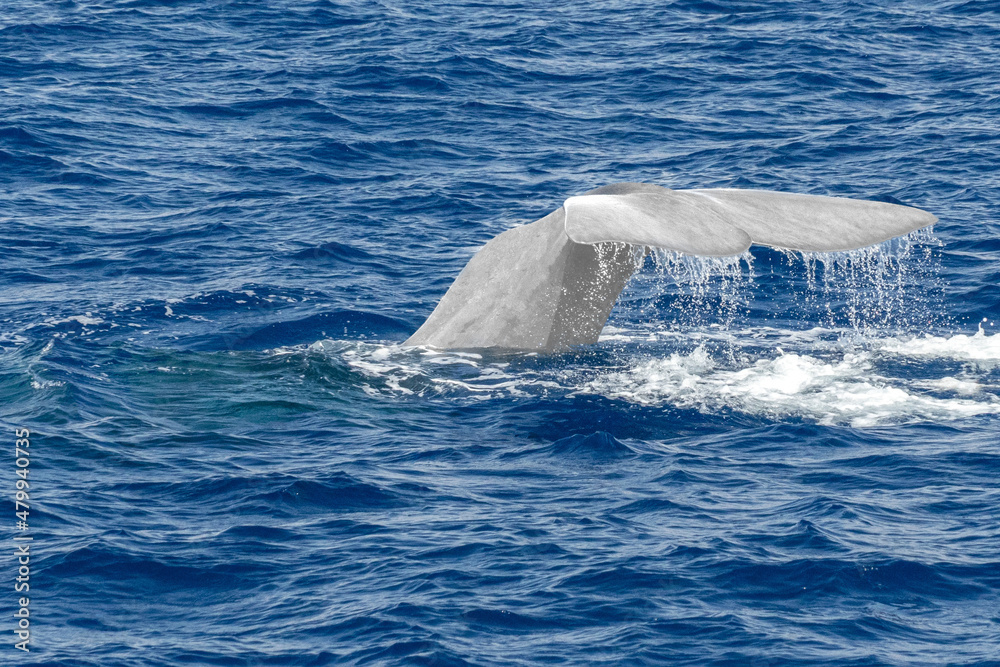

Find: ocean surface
[2,1,999,665]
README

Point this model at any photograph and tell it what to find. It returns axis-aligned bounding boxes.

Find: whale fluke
[564,191,752,256]
[681,188,937,252]
[405,183,936,352]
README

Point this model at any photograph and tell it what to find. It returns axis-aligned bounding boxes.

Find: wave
[310,325,1000,427]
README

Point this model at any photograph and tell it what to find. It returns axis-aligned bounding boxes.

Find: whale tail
[405,184,936,352]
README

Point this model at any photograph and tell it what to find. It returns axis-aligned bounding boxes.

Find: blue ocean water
[2,0,1000,664]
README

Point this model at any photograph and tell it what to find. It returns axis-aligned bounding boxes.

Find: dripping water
[610,229,946,352]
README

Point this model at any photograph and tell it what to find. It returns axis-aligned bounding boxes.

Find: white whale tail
[404,183,937,352]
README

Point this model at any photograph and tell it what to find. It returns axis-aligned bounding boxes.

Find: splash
[312,340,563,399]
[310,324,1000,427]
[616,229,945,339]
[880,323,1000,368]
[581,343,1000,427]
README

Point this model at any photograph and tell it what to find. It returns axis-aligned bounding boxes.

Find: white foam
[31,378,65,390]
[597,325,633,343]
[582,346,1000,427]
[44,314,104,326]
[0,333,29,346]
[880,326,1000,366]
[917,376,983,396]
[307,340,559,399]
[303,319,1000,426]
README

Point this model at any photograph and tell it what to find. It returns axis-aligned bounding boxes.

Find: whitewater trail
[318,324,1000,427]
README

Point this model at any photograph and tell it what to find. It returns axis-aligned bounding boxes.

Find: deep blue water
[3,1,1000,664]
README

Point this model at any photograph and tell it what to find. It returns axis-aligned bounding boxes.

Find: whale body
[405,183,937,352]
